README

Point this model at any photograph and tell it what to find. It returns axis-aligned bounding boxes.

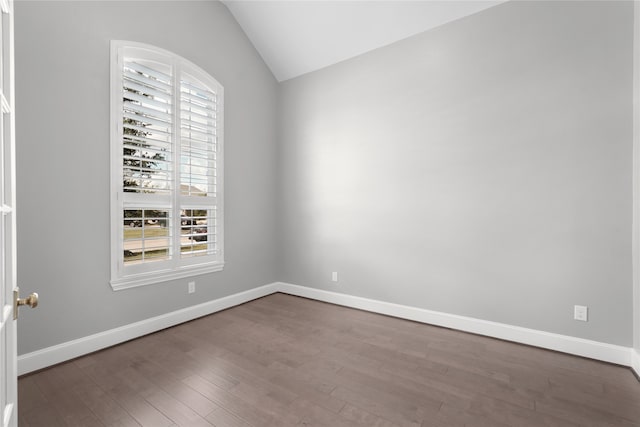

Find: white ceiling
[223,0,505,82]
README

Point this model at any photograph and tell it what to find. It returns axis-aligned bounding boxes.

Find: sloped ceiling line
[223,0,505,82]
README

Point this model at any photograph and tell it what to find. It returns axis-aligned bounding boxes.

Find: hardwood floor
[18,293,640,427]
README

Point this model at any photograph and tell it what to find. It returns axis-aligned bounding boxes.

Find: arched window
[110,41,224,290]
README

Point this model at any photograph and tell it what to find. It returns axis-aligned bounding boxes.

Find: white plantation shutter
[122,59,173,194]
[179,74,220,259]
[111,41,224,290]
[180,74,217,198]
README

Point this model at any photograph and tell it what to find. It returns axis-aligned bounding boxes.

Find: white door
[0,1,17,426]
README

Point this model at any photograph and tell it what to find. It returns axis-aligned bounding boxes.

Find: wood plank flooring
[18,293,640,427]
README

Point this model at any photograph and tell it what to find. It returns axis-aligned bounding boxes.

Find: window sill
[110,262,225,291]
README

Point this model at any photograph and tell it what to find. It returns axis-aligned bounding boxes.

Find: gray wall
[635,1,640,357]
[278,1,634,346]
[15,0,279,354]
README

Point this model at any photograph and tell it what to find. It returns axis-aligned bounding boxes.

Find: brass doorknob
[13,288,39,319]
[18,293,38,309]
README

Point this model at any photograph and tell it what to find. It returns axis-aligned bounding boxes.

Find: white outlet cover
[574,305,588,322]
[331,272,338,282]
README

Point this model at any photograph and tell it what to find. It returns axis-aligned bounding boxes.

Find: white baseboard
[632,348,640,378]
[18,281,636,376]
[17,283,279,375]
[276,282,634,367]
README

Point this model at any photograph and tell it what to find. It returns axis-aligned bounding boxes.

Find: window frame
[110,40,224,290]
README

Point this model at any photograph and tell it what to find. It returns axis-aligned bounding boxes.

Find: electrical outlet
[331,272,338,282]
[574,305,588,322]
[188,281,196,294]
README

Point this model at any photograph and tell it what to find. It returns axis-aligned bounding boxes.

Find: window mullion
[172,60,182,268]
[114,49,125,277]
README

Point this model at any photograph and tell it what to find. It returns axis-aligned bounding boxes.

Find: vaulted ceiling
[223,0,505,82]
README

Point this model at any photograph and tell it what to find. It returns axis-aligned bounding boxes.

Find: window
[110,41,224,290]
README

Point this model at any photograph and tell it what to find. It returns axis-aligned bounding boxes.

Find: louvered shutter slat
[126,61,171,83]
[124,102,172,122]
[124,138,171,152]
[180,101,215,117]
[180,150,211,162]
[123,111,171,129]
[180,126,214,142]
[123,69,172,93]
[123,158,171,171]
[181,92,216,109]
[124,123,171,139]
[123,143,171,158]
[180,108,214,122]
[181,117,216,131]
[181,81,216,98]
[124,80,172,101]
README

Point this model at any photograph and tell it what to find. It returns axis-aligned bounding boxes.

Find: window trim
[110,40,224,291]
